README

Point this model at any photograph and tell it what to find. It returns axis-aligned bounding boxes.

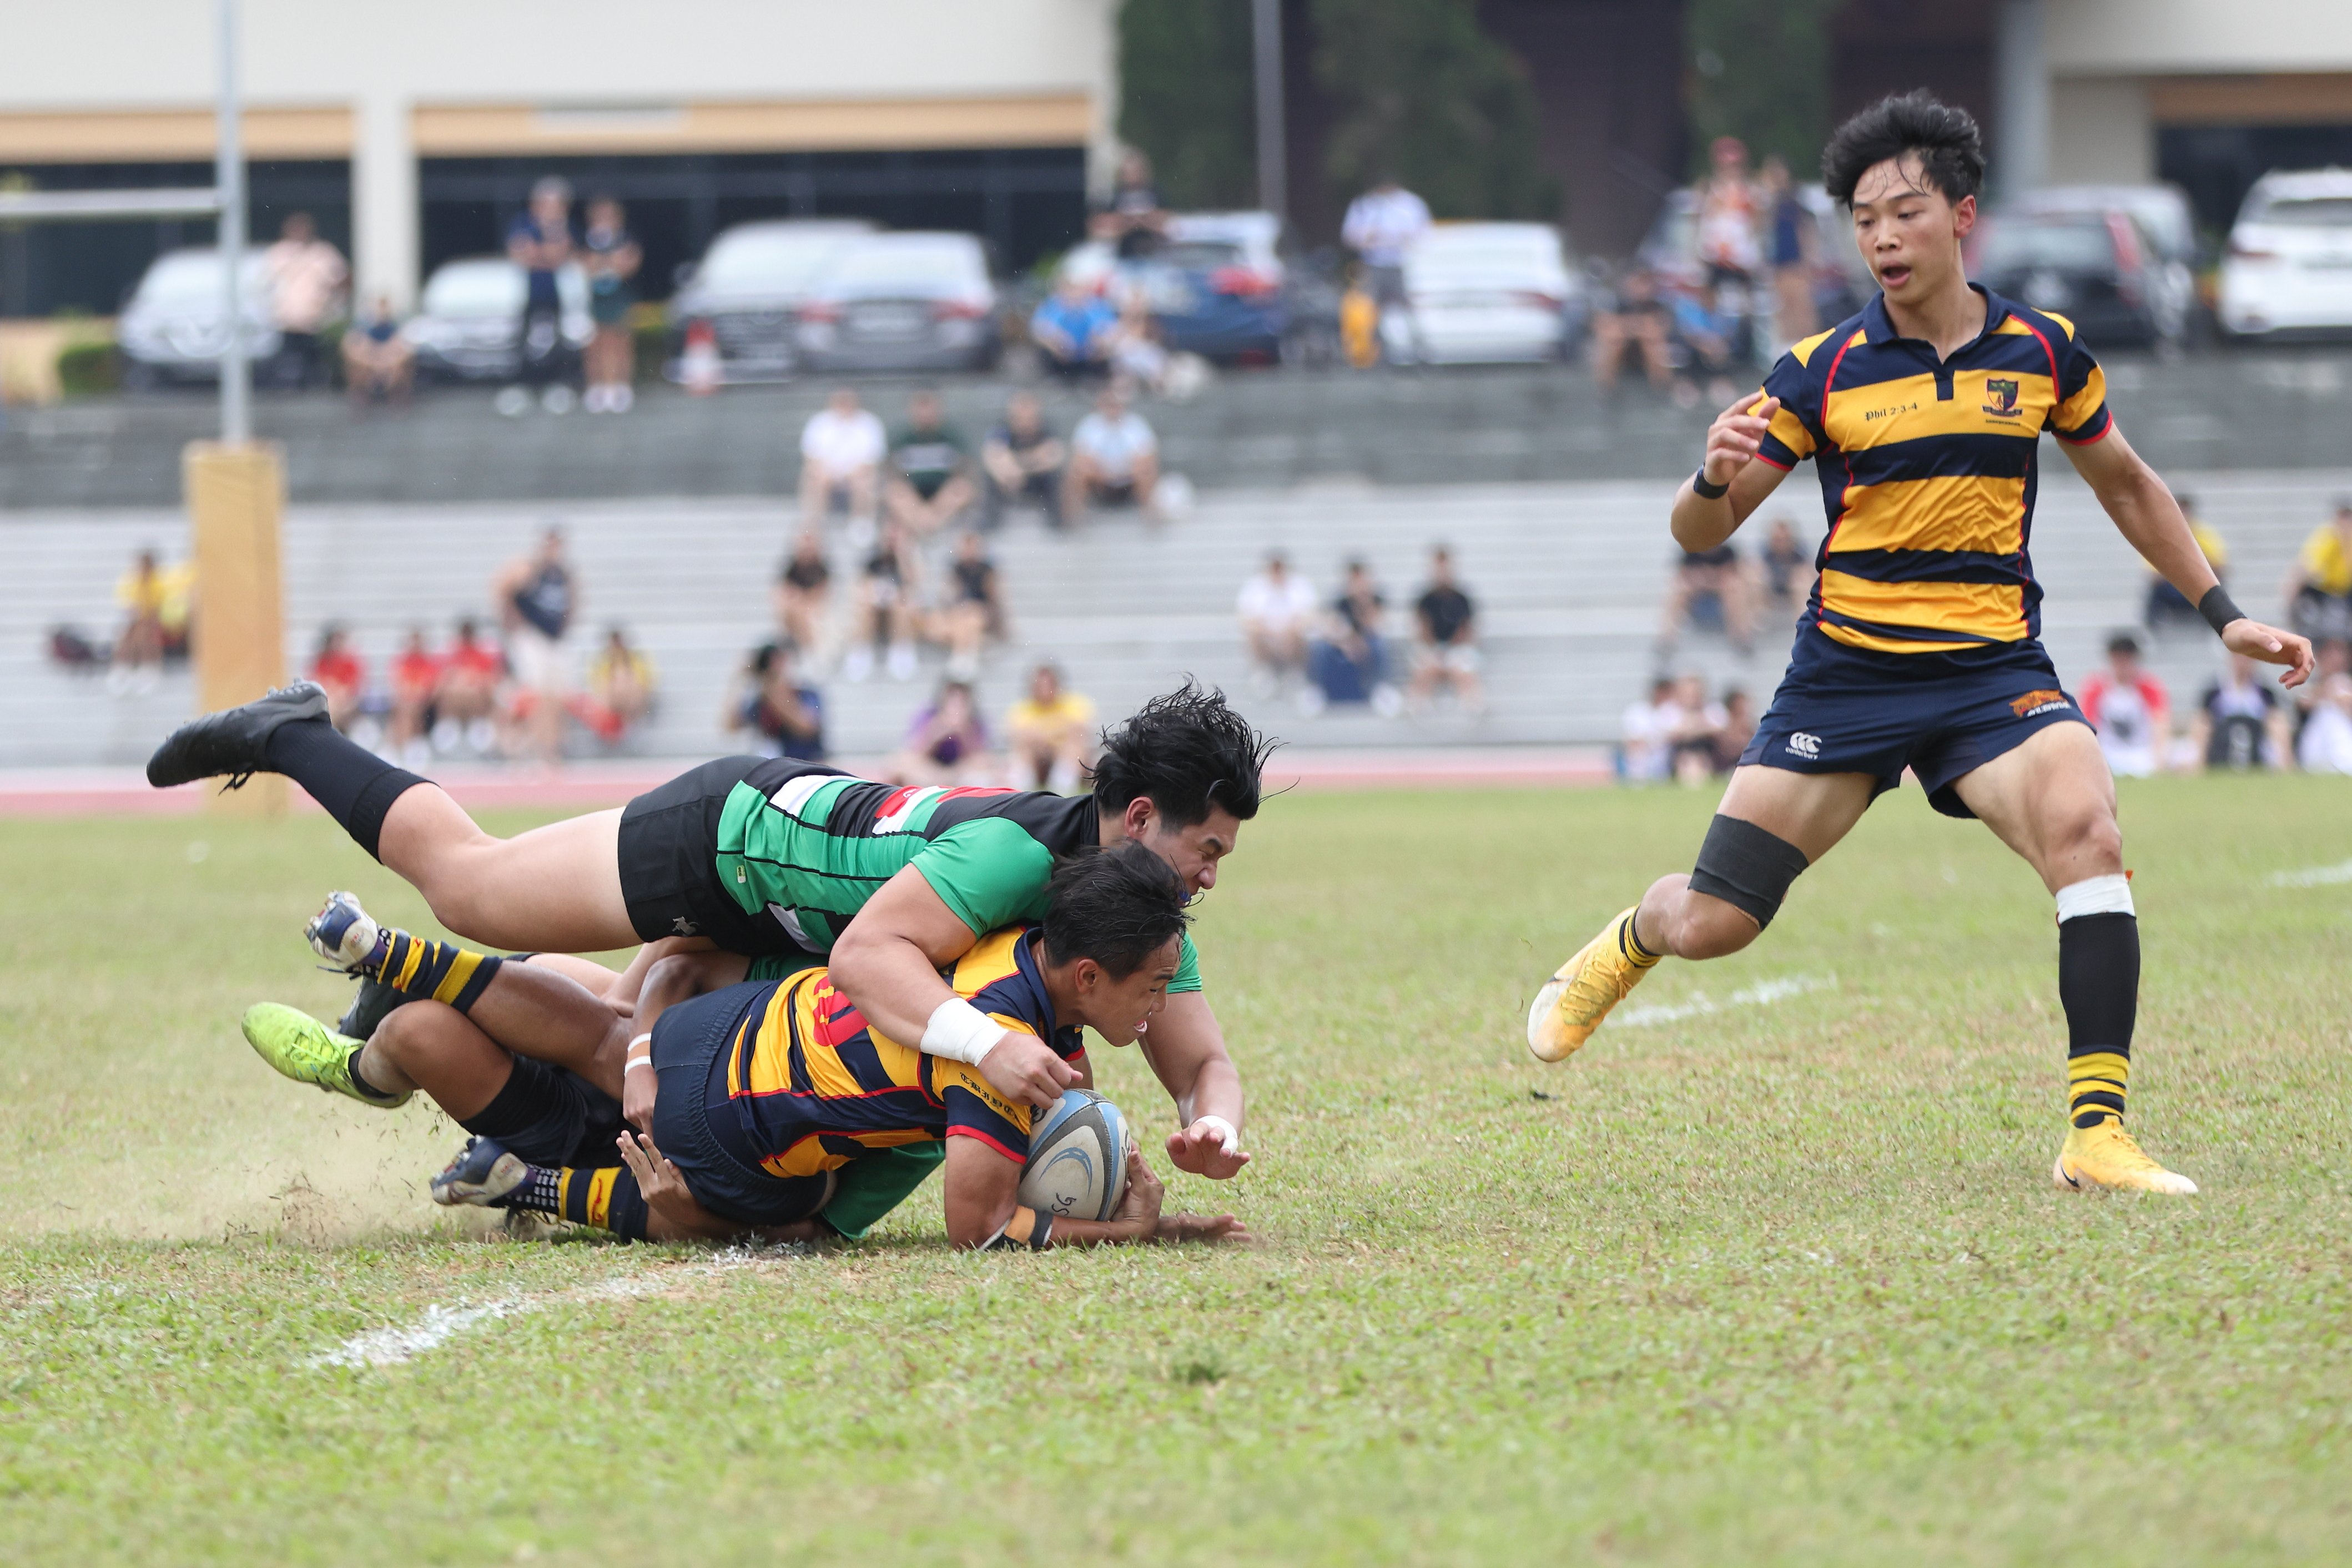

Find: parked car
[404,256,592,383]
[2218,168,2352,340]
[792,232,999,374]
[2017,183,2199,341]
[1380,221,1584,365]
[666,218,873,382]
[1054,210,1339,366]
[115,248,278,388]
[1970,210,2175,350]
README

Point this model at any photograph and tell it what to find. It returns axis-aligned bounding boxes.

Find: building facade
[0,0,1119,315]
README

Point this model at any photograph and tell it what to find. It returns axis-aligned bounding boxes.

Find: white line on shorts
[309,1245,783,1370]
[1614,974,1837,1029]
[2267,859,2352,888]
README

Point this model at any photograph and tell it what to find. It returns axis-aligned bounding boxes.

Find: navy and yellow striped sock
[2067,1047,2130,1130]
[501,1163,650,1241]
[1619,911,1663,969]
[2058,906,2138,1129]
[367,929,502,1014]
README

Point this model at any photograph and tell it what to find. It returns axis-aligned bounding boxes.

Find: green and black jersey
[617,757,1202,990]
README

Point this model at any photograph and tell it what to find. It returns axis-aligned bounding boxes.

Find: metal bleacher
[3,465,2345,771]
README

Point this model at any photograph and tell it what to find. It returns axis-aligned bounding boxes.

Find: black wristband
[1691,468,1730,500]
[2197,584,2246,637]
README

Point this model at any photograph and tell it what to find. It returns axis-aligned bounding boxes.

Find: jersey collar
[1861,282,2010,354]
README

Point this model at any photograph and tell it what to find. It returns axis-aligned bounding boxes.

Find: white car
[1383,222,1583,365]
[2219,169,2352,339]
[115,248,279,387]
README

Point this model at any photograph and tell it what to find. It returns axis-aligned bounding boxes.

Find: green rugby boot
[240,1002,411,1108]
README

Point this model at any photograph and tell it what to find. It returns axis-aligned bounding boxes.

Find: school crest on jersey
[1982,377,2022,417]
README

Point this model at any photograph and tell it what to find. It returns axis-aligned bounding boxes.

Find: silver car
[1383,222,1584,365]
[403,256,592,382]
[668,219,873,382]
[792,232,1000,374]
[116,248,279,388]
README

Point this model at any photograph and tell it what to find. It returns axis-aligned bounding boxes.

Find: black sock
[2059,912,2138,1128]
[261,719,427,861]
[344,1047,406,1104]
[457,1058,580,1166]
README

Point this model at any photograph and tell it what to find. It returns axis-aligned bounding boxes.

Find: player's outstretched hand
[2223,617,2318,688]
[1701,391,1780,488]
[1156,1211,1253,1244]
[1166,1115,1251,1179]
[979,1028,1080,1110]
[1111,1147,1165,1242]
[615,1129,696,1232]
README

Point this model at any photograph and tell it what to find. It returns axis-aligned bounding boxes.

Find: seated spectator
[1005,661,1095,794]
[341,294,414,411]
[1236,551,1318,692]
[980,391,1066,531]
[1711,687,1756,774]
[934,531,1006,682]
[2298,672,2352,773]
[2190,652,2289,772]
[1589,266,1674,396]
[1759,516,1812,614]
[1031,275,1120,379]
[1065,382,1162,522]
[581,625,659,742]
[2079,632,2169,778]
[2283,499,2352,644]
[1110,296,1173,393]
[2145,493,2227,629]
[1659,540,1756,657]
[308,624,367,734]
[432,616,505,756]
[386,626,440,763]
[892,679,994,786]
[1307,559,1397,713]
[732,641,826,761]
[1662,673,1728,786]
[2292,638,2351,756]
[1619,674,1676,782]
[883,388,975,537]
[842,521,921,684]
[1408,546,1484,713]
[772,530,833,670]
[798,387,887,533]
[1668,279,1739,409]
[108,547,188,696]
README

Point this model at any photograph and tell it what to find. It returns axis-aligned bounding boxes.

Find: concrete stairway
[4,468,2344,770]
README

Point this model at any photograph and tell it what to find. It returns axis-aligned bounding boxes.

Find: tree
[1311,0,1555,220]
[1685,0,1845,177]
[1117,0,1259,211]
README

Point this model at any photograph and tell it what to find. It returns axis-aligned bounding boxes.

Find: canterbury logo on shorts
[1786,732,1822,759]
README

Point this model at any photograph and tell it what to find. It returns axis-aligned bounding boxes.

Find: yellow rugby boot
[2052,1121,2197,1196]
[1527,906,1659,1062]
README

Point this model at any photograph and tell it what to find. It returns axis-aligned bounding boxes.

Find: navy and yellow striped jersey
[717,925,1082,1178]
[1753,286,2111,655]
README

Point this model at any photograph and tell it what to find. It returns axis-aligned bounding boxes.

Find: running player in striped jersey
[148,684,1265,1179]
[1528,93,2313,1193]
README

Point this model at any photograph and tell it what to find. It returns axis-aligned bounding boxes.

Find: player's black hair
[1041,841,1192,979]
[1089,680,1275,827]
[1821,91,1986,208]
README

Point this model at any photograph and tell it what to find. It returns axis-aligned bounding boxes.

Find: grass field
[3,777,2350,1565]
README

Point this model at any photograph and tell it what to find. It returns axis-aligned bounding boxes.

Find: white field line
[310,1245,783,1370]
[2267,859,2352,888]
[1614,974,1837,1029]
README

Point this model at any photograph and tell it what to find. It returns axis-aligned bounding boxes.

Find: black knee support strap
[1689,814,1810,929]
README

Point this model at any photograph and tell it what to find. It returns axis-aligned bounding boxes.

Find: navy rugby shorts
[1737,628,2089,820]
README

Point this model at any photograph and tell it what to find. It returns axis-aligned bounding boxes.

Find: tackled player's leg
[1529,764,1874,1061]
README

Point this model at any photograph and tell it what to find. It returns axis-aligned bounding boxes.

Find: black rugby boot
[144,680,329,789]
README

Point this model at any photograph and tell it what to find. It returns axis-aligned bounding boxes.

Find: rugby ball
[1017,1089,1134,1222]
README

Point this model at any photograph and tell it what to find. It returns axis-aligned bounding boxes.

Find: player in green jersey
[148,684,1268,1178]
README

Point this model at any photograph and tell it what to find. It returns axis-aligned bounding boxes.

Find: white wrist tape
[1192,1115,1239,1156]
[922,997,1008,1066]
[623,1033,654,1074]
[2054,874,2134,922]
